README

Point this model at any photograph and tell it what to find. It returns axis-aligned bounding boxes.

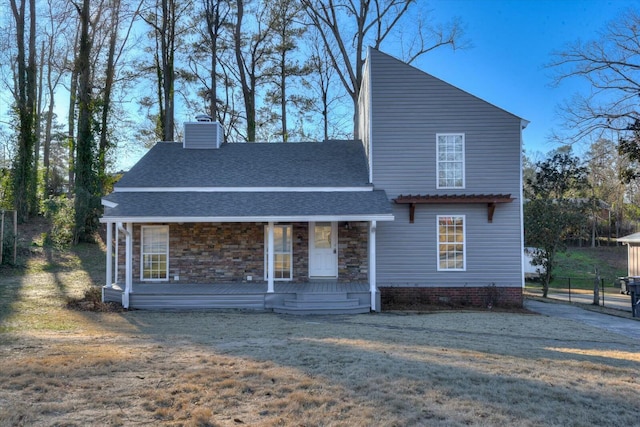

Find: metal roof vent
[195,114,213,122]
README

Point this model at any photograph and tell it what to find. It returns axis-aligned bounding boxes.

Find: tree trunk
[27,0,38,216]
[67,57,79,196]
[98,0,121,194]
[161,0,175,141]
[9,0,37,222]
[73,0,97,243]
[204,0,220,121]
[234,0,256,142]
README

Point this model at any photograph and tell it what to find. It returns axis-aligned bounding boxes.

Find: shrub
[42,196,75,247]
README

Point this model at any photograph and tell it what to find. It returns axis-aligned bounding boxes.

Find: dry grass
[1,226,639,426]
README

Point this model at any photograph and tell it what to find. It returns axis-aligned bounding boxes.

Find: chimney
[183,115,223,149]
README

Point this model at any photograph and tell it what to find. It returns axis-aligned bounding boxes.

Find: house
[618,232,640,278]
[101,48,526,313]
[523,247,545,280]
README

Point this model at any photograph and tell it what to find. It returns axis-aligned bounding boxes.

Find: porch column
[267,222,275,293]
[117,222,133,308]
[126,222,133,307]
[369,220,377,311]
[115,226,119,283]
[106,222,113,287]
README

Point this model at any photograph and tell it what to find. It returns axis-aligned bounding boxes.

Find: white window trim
[436,133,465,189]
[436,215,466,272]
[140,225,169,281]
[264,224,293,281]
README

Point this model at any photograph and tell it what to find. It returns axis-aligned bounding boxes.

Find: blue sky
[414,0,639,159]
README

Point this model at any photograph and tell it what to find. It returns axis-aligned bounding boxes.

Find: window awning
[394,194,515,223]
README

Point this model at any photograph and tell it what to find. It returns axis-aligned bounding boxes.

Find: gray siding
[365,49,523,287]
[183,122,222,149]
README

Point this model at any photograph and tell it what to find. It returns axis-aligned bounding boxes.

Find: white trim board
[100,214,395,224]
[113,186,374,193]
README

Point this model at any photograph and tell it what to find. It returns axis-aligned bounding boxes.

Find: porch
[103,281,376,315]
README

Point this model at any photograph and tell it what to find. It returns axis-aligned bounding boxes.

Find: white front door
[309,222,338,278]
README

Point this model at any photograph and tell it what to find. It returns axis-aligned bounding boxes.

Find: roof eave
[100,214,395,224]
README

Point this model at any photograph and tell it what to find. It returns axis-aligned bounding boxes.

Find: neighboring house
[523,247,545,280]
[618,232,640,278]
[101,48,526,313]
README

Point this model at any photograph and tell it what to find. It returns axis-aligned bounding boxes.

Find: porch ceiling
[100,190,394,223]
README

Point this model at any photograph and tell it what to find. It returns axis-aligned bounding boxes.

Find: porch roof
[100,190,394,223]
[618,232,640,244]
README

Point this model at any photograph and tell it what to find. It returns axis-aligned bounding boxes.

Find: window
[437,216,465,271]
[437,133,465,188]
[265,224,292,280]
[141,226,169,281]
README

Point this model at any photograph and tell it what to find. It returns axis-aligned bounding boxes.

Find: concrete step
[283,298,359,308]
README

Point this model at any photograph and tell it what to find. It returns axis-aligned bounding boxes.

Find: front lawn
[0,224,639,426]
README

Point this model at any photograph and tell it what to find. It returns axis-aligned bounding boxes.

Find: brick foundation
[380,286,523,309]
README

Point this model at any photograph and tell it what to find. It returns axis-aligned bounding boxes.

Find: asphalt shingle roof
[103,140,393,221]
[115,140,371,188]
[103,191,392,220]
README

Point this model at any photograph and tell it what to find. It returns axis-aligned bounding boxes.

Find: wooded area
[0,1,639,249]
[0,0,464,242]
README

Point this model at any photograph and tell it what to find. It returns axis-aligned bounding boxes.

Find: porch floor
[103,281,373,314]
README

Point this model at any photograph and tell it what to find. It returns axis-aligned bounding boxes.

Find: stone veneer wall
[339,222,369,282]
[116,222,369,284]
[379,286,523,309]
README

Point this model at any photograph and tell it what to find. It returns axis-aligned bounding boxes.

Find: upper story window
[141,225,169,281]
[436,133,465,189]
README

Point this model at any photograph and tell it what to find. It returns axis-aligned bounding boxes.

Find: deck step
[273,291,370,315]
[294,292,348,301]
[283,298,359,308]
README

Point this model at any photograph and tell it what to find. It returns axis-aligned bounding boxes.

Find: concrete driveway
[527,287,632,312]
[524,298,640,341]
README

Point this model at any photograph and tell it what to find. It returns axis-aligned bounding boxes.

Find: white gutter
[100,214,395,224]
[113,186,375,193]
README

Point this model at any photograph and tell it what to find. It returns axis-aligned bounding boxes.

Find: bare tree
[549,8,640,168]
[302,0,464,138]
[73,0,102,243]
[264,0,308,142]
[41,0,74,196]
[233,0,276,142]
[141,0,193,142]
[95,0,143,193]
[202,0,231,121]
[303,29,349,141]
[9,0,38,221]
[586,138,630,242]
